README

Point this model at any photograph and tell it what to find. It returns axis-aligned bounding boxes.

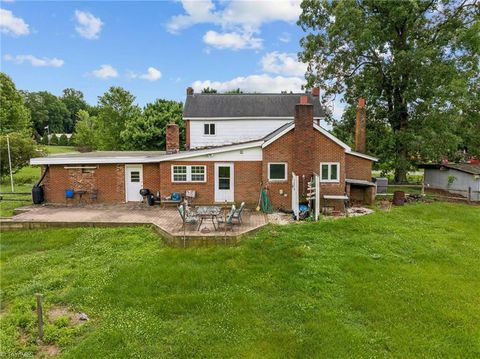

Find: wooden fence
[376,183,479,203]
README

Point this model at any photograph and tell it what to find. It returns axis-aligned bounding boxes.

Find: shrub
[58,134,69,146]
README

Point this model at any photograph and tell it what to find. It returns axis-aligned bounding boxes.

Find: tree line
[0,72,184,177]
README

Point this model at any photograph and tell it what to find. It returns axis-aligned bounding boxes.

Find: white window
[320,162,340,182]
[268,162,287,182]
[172,165,206,183]
[204,123,215,135]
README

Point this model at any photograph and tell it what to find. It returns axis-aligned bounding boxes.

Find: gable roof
[183,93,326,119]
[419,163,480,175]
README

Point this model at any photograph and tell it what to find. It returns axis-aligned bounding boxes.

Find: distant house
[30,88,378,211]
[419,163,480,201]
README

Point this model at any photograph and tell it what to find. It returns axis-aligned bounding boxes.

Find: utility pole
[6,134,14,192]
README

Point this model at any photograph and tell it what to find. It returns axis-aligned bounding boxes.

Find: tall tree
[23,91,69,136]
[96,87,141,150]
[61,88,88,133]
[73,109,98,149]
[0,73,31,135]
[298,0,479,182]
[121,99,184,151]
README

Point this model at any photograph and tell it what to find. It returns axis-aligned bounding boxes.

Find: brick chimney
[355,98,366,153]
[311,87,320,97]
[294,96,314,193]
[166,123,179,154]
[186,87,194,96]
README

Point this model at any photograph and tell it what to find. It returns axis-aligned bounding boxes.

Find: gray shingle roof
[183,93,325,118]
[419,163,480,175]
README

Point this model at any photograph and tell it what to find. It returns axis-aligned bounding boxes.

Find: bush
[49,134,59,145]
[0,133,36,177]
[58,134,69,146]
[40,135,49,145]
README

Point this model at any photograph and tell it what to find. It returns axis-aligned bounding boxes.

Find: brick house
[31,88,377,211]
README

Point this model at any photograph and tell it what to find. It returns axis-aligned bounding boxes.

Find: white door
[215,163,234,202]
[125,165,143,202]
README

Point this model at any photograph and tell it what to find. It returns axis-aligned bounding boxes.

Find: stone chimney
[355,98,366,153]
[186,87,194,96]
[311,87,320,97]
[166,123,179,154]
[294,96,314,193]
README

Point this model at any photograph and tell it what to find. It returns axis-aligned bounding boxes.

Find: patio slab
[1,204,269,247]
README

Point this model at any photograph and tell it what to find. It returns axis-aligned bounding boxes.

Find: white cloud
[129,67,162,81]
[192,74,305,93]
[168,0,301,33]
[203,30,262,50]
[260,52,307,77]
[91,64,118,79]
[74,10,103,39]
[0,8,29,36]
[168,1,301,51]
[278,32,291,43]
[3,54,64,67]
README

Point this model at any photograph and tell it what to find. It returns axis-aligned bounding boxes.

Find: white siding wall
[424,168,480,201]
[189,119,291,148]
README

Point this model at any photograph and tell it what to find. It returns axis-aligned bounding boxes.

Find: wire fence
[376,183,480,203]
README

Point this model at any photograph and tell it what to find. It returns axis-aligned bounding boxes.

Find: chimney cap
[358,97,366,108]
[186,87,194,95]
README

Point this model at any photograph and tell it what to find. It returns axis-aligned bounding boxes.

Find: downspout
[35,165,50,187]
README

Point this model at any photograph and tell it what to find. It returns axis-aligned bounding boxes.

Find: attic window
[204,123,215,135]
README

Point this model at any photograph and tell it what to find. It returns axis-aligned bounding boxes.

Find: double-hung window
[268,162,287,182]
[204,123,215,135]
[172,165,206,182]
[320,162,340,182]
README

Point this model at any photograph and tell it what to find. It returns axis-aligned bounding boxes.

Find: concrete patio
[1,204,269,247]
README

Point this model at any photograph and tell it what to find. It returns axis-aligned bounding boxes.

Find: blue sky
[0,1,318,105]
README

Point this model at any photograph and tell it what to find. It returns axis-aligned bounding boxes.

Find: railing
[376,183,480,203]
[0,192,31,202]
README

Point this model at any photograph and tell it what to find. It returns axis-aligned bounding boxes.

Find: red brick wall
[345,154,372,181]
[143,163,161,195]
[159,161,261,206]
[262,130,294,209]
[42,164,125,203]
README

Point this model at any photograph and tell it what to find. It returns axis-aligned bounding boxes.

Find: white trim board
[185,116,324,121]
[347,151,378,162]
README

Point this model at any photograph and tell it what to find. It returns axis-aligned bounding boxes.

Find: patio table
[194,206,221,231]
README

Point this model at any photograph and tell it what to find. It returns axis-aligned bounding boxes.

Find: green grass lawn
[43,145,76,154]
[1,203,479,358]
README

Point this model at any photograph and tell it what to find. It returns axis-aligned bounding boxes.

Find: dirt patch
[38,343,60,358]
[268,212,294,225]
[48,306,86,327]
[346,207,374,217]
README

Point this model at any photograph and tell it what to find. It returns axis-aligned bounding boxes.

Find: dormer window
[204,123,215,135]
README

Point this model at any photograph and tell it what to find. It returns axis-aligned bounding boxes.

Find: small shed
[418,163,480,201]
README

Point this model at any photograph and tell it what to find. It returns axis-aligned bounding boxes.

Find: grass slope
[1,203,479,358]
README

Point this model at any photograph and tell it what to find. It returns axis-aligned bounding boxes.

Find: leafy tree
[224,88,243,94]
[0,133,36,177]
[298,0,479,182]
[201,87,217,93]
[61,88,88,133]
[121,99,184,150]
[40,134,49,145]
[73,109,98,148]
[96,87,141,150]
[0,73,31,135]
[23,91,70,137]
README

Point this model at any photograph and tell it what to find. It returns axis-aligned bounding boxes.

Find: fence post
[468,187,471,203]
[36,293,44,341]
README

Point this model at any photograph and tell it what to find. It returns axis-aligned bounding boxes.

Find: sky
[0,0,344,118]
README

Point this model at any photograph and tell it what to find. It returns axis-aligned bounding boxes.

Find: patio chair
[177,204,199,225]
[217,205,235,231]
[232,202,245,224]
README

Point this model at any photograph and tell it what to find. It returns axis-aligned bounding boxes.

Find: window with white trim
[320,162,340,182]
[268,162,287,182]
[172,165,206,182]
[204,123,215,135]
